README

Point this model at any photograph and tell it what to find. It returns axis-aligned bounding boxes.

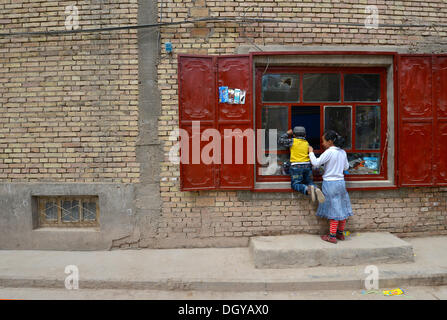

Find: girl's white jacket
[309,146,349,181]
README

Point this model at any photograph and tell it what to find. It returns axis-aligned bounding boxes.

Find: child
[278,126,325,203]
[308,130,353,244]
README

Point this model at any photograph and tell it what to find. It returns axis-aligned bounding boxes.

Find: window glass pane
[356,105,381,150]
[259,153,289,176]
[61,200,80,222]
[324,106,352,149]
[344,74,380,102]
[44,201,57,221]
[82,202,97,221]
[303,73,340,102]
[346,152,381,175]
[262,74,300,102]
[261,105,288,151]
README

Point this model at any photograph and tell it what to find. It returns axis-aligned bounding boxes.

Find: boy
[278,126,325,203]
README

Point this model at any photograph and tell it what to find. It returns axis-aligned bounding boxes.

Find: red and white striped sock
[338,219,346,233]
[329,220,338,236]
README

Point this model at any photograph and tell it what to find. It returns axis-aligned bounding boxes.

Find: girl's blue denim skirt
[316,180,353,221]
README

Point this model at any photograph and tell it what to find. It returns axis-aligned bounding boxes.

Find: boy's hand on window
[287,129,293,136]
[308,146,314,153]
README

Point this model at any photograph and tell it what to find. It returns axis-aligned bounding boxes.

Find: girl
[308,130,353,244]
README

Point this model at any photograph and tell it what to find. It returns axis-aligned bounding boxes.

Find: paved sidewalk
[1,286,447,300]
[0,235,446,291]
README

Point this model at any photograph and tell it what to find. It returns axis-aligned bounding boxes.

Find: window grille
[38,196,99,227]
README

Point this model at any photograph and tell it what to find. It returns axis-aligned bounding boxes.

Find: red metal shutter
[178,54,254,191]
[433,55,447,185]
[217,55,254,189]
[178,55,217,190]
[398,55,434,186]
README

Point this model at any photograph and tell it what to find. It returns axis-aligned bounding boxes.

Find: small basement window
[37,196,99,227]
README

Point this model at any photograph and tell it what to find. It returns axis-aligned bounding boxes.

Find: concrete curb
[1,270,447,291]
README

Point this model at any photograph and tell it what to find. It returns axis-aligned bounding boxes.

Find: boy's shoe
[336,231,345,241]
[321,234,337,244]
[307,185,316,202]
[314,187,325,203]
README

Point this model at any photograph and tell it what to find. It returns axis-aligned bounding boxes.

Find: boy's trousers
[290,163,315,195]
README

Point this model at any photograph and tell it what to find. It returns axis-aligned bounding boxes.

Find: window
[262,74,300,102]
[256,67,387,183]
[178,53,401,191]
[344,74,381,102]
[38,196,99,227]
[324,106,352,149]
[303,73,340,102]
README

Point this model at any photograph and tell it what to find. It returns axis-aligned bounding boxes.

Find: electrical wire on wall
[1,16,447,38]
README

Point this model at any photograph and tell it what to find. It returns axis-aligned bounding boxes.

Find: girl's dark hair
[324,130,345,148]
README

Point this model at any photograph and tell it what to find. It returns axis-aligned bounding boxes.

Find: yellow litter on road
[383,288,405,296]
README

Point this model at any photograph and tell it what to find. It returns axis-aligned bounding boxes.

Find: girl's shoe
[321,234,337,244]
[336,231,345,241]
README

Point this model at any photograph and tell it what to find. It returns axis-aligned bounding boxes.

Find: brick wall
[158,0,447,55]
[143,0,447,248]
[0,0,140,183]
[149,188,447,245]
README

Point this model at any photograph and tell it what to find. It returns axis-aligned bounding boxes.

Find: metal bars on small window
[38,196,99,227]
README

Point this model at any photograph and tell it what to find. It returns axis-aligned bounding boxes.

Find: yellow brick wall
[159,0,447,55]
[0,0,140,183]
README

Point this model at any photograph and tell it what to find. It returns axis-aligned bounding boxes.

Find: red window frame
[255,66,388,183]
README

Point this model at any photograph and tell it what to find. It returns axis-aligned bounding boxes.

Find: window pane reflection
[44,201,57,221]
[82,202,97,221]
[324,106,352,149]
[61,200,79,222]
[262,74,300,102]
[303,73,340,102]
[261,105,288,151]
[356,105,380,150]
[259,153,290,176]
[344,74,380,102]
[346,153,381,175]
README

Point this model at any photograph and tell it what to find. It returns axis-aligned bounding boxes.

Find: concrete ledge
[250,232,415,268]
